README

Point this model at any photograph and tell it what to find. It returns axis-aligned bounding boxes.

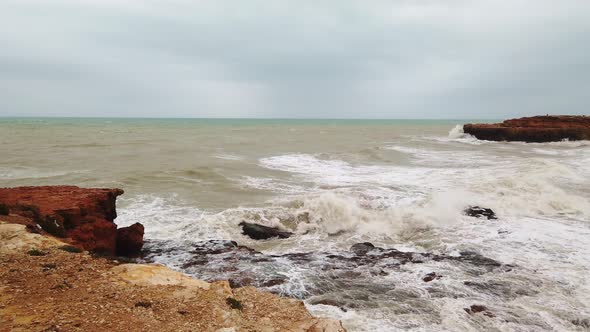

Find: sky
[0,0,589,119]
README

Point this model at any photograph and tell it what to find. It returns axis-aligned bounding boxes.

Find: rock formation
[463,115,590,142]
[239,221,293,240]
[0,221,346,332]
[142,239,509,302]
[116,223,145,257]
[0,186,143,256]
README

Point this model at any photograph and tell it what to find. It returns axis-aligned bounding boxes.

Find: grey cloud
[0,0,589,118]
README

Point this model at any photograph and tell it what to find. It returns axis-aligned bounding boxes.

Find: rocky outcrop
[239,221,293,240]
[0,186,142,256]
[463,115,590,142]
[0,222,346,332]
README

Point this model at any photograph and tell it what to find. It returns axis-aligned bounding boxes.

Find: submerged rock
[0,186,142,256]
[239,221,293,240]
[464,206,497,220]
[463,115,590,142]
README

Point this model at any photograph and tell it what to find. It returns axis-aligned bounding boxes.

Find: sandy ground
[0,221,345,332]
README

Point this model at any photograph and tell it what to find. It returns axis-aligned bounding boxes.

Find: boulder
[116,223,145,257]
[463,115,590,142]
[0,186,141,256]
[464,206,497,220]
[239,221,293,240]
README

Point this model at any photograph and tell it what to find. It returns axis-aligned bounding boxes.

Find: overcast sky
[1,0,589,119]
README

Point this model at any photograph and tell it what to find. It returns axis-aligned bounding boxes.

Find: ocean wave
[257,152,589,220]
[383,145,504,167]
[121,193,590,332]
[239,176,309,194]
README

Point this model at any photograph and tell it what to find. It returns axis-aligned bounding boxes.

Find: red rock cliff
[463,115,590,142]
[0,186,143,256]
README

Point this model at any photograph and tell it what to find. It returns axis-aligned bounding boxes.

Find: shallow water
[1,118,589,331]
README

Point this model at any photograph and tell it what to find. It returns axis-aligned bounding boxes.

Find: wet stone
[464,206,497,220]
[239,221,293,240]
[143,238,509,308]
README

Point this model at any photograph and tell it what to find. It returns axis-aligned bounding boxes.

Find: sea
[1,118,589,331]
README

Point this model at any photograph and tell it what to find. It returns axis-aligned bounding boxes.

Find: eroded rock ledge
[463,115,590,142]
[0,185,143,256]
[0,222,345,332]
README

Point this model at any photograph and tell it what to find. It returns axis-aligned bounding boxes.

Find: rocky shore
[463,115,590,142]
[0,186,345,332]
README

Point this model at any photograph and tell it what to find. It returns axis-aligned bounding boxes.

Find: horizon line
[0,116,502,121]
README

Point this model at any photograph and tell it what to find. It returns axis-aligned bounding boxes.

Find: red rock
[116,223,145,257]
[0,186,142,256]
[464,115,590,142]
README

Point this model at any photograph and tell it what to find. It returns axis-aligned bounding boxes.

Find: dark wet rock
[453,251,502,268]
[143,239,288,290]
[423,272,442,282]
[350,242,376,255]
[572,318,590,328]
[464,206,497,220]
[143,238,507,305]
[464,304,495,318]
[239,221,293,240]
[229,275,288,288]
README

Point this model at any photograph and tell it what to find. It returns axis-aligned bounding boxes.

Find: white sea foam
[239,176,308,194]
[384,145,504,167]
[448,124,466,139]
[258,152,589,219]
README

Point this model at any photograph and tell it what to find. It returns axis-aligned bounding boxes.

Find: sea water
[1,118,589,331]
